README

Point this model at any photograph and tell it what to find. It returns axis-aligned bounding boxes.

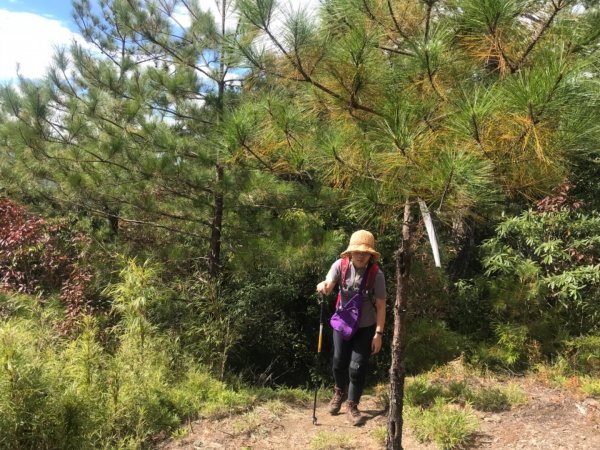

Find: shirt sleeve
[325,259,341,284]
[373,269,386,300]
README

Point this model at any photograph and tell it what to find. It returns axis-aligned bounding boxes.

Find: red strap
[366,264,379,291]
[340,257,350,288]
[336,257,350,309]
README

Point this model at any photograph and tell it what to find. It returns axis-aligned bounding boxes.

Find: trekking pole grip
[317,293,325,353]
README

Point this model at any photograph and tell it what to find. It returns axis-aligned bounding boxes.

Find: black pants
[332,324,375,403]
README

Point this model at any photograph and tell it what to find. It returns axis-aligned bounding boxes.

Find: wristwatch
[375,331,383,336]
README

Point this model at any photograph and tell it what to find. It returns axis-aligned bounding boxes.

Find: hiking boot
[347,400,364,426]
[328,387,346,415]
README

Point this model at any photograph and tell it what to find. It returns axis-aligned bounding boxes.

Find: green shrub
[0,321,55,449]
[405,320,467,374]
[0,270,263,449]
[481,209,600,338]
[494,323,529,368]
[564,335,600,375]
[470,323,530,370]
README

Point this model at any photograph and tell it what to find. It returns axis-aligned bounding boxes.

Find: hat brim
[340,244,380,262]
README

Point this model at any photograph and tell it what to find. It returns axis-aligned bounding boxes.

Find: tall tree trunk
[208,0,228,280]
[387,200,413,450]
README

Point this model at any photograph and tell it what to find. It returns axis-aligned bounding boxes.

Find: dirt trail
[158,381,600,450]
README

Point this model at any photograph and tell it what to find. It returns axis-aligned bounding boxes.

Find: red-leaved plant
[0,197,94,323]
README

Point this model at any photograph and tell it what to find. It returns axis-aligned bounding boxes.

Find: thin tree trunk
[208,164,223,279]
[387,200,412,450]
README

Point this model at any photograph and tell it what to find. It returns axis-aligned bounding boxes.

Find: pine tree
[0,0,324,279]
[235,0,600,448]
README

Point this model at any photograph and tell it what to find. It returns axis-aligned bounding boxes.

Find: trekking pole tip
[312,415,317,425]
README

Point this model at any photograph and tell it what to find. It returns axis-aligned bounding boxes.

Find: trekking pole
[312,293,326,425]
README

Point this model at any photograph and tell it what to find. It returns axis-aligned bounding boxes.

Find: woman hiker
[316,230,386,426]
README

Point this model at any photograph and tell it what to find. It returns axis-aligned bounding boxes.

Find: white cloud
[0,1,324,84]
[0,8,78,82]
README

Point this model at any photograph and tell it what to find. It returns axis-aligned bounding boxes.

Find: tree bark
[387,200,413,450]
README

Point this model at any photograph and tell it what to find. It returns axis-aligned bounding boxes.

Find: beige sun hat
[340,230,381,262]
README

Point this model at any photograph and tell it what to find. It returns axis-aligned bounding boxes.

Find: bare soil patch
[158,380,600,450]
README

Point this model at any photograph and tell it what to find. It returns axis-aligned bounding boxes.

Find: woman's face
[351,251,371,268]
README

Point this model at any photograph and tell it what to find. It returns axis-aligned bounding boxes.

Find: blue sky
[0,0,75,27]
[0,0,321,83]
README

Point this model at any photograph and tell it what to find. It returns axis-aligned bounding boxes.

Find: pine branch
[378,45,415,57]
[386,0,412,42]
[244,10,385,118]
[512,1,566,72]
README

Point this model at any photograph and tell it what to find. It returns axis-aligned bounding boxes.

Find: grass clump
[253,386,313,405]
[469,387,511,412]
[581,377,600,397]
[503,383,528,405]
[310,431,355,450]
[263,399,288,415]
[371,425,387,446]
[405,376,446,407]
[407,398,478,450]
[232,411,262,435]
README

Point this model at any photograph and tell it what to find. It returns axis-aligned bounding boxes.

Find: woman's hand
[316,280,333,295]
[371,334,382,354]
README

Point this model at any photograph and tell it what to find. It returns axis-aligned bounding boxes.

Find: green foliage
[564,336,600,375]
[482,209,600,335]
[0,321,63,449]
[502,382,528,406]
[493,322,530,369]
[405,320,467,374]
[449,279,494,339]
[452,208,600,371]
[2,6,600,450]
[0,271,263,448]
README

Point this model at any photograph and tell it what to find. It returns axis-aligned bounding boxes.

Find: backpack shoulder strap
[340,257,350,288]
[366,264,379,291]
[336,257,350,309]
